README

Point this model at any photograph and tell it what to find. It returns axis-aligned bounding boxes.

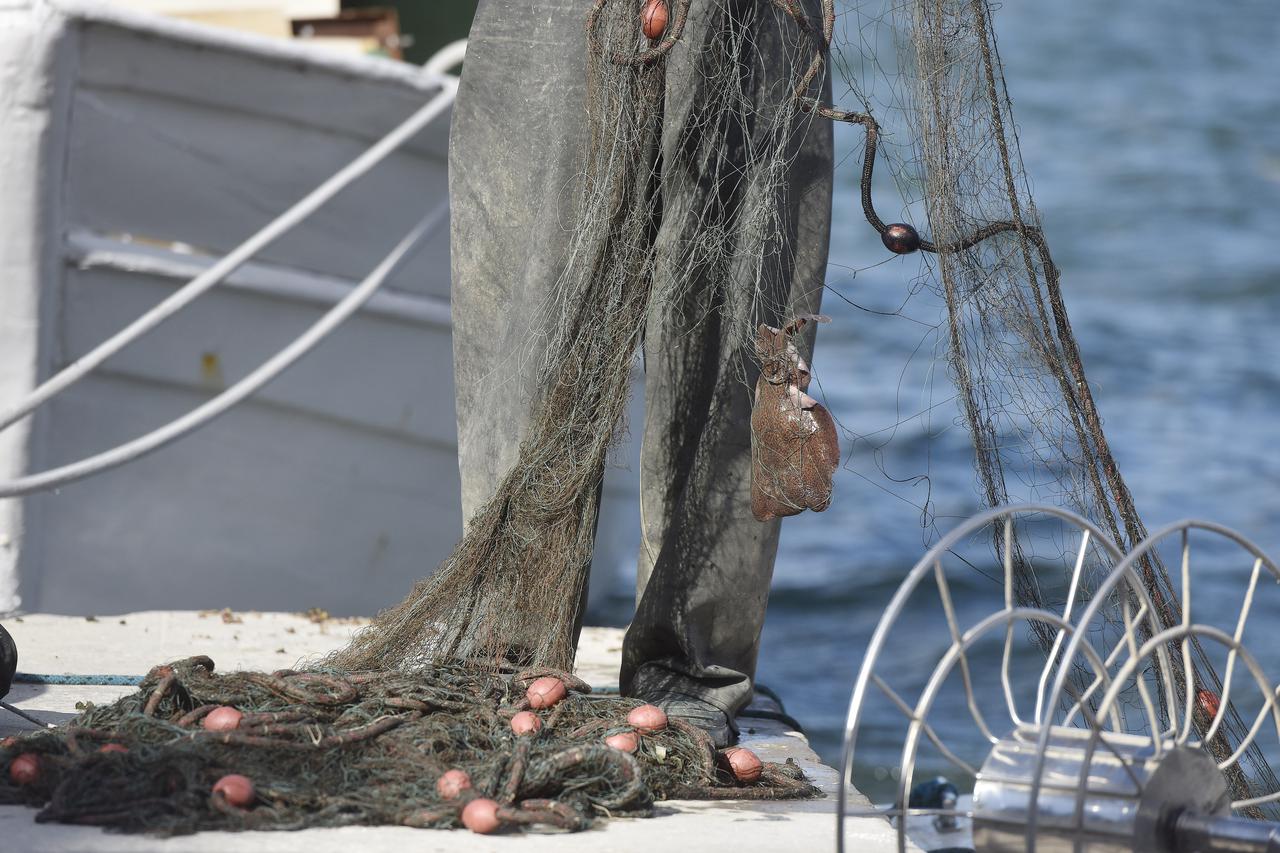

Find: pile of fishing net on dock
[0,656,815,835]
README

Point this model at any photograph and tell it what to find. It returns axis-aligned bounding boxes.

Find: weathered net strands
[775,0,1280,813]
[330,0,830,675]
[0,657,815,834]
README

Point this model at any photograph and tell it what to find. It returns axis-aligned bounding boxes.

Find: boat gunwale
[39,0,453,94]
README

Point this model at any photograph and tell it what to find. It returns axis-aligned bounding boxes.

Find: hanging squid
[750,315,840,521]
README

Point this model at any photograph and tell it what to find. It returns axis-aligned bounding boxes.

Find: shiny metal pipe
[1174,812,1280,853]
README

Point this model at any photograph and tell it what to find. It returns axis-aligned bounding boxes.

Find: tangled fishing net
[5,0,1277,835]
[0,657,815,833]
[332,0,830,675]
[821,0,1280,814]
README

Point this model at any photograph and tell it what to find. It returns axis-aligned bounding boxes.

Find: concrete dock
[1,611,918,852]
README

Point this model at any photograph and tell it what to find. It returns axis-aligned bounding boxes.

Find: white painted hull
[0,0,641,616]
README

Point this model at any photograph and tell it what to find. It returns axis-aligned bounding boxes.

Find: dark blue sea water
[595,0,1280,796]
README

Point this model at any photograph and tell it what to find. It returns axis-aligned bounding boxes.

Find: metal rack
[839,504,1280,852]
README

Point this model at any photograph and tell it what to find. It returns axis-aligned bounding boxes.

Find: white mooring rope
[0,78,458,437]
[0,205,446,498]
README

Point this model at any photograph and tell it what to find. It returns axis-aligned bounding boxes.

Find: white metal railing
[0,44,464,498]
[424,39,467,77]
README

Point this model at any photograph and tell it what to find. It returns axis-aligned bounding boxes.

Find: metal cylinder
[1173,811,1280,853]
[972,725,1232,853]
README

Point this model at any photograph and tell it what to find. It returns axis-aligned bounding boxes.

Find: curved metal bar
[1204,558,1264,745]
[895,607,1122,853]
[1059,595,1167,741]
[837,503,1124,853]
[1092,623,1280,803]
[1035,529,1280,849]
[999,517,1026,730]
[1034,528,1091,725]
[935,560,999,745]
[1178,529,1196,745]
[423,39,467,77]
[1233,789,1280,810]
[871,673,979,777]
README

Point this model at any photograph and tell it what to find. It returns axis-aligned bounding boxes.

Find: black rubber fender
[0,621,16,700]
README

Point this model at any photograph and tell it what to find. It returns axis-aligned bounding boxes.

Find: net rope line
[0,657,821,832]
[781,0,1280,811]
[327,0,830,674]
[774,0,1143,557]
[776,0,1166,652]
[0,76,458,445]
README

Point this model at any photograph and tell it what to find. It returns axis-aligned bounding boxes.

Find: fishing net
[2,6,832,832]
[807,0,1280,814]
[331,0,830,675]
[0,657,815,833]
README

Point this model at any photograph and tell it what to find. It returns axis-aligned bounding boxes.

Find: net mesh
[331,0,827,675]
[6,0,1274,834]
[814,0,1280,814]
[0,657,815,834]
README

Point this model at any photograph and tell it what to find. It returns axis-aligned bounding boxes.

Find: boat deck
[1,612,914,851]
